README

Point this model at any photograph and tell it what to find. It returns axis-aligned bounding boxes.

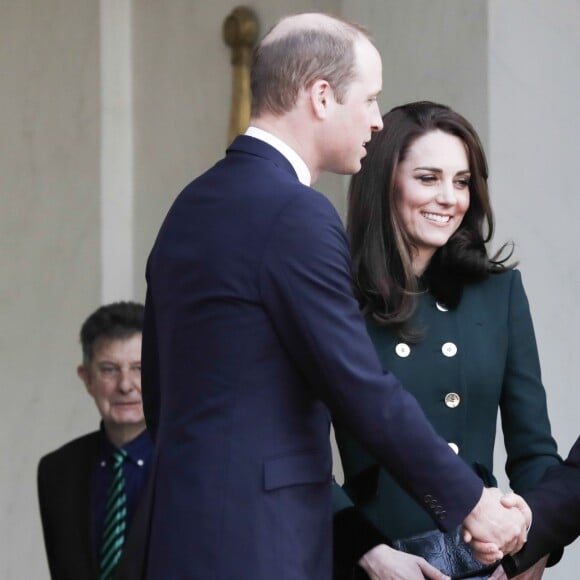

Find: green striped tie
[99,448,128,579]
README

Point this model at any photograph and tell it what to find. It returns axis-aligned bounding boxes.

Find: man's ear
[77,364,92,394]
[309,79,334,120]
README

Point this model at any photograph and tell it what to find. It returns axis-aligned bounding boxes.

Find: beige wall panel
[489,1,580,576]
[0,1,101,578]
[343,0,489,144]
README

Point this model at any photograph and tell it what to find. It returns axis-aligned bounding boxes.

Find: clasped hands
[358,487,531,580]
[463,487,531,564]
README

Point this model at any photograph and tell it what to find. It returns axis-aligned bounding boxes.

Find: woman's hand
[358,544,450,580]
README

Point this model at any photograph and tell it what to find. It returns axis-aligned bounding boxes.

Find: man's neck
[249,115,319,183]
[104,423,146,449]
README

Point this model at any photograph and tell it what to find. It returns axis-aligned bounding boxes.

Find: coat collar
[227,134,301,182]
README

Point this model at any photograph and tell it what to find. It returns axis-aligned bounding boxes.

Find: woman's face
[395,129,471,274]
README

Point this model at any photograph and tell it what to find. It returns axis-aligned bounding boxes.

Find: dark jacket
[37,431,148,580]
[334,270,560,563]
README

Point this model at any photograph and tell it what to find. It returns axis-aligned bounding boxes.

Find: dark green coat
[334,269,560,540]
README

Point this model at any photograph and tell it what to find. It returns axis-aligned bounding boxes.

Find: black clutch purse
[392,526,499,580]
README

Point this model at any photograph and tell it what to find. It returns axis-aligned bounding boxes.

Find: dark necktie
[99,448,128,579]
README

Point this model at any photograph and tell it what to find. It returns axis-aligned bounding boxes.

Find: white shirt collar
[244,126,311,186]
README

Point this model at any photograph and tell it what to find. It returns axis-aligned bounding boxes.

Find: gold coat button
[441,342,458,357]
[444,392,461,408]
[448,442,459,454]
[395,343,411,358]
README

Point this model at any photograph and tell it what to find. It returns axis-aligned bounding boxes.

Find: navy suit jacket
[141,135,485,579]
[504,436,580,576]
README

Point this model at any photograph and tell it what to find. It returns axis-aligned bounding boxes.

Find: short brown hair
[80,301,144,364]
[251,15,369,116]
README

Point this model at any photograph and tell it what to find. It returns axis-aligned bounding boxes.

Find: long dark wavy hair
[347,101,514,340]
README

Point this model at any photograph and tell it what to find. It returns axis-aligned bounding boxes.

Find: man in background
[38,301,152,580]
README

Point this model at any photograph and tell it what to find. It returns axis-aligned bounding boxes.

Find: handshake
[357,487,534,580]
[463,487,531,563]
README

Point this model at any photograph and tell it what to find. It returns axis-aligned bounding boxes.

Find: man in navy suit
[141,13,530,579]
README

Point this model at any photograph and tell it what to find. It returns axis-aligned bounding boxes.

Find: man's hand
[500,492,533,524]
[463,488,531,561]
[358,544,450,580]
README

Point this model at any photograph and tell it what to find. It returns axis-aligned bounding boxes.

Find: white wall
[489,1,580,576]
[344,0,489,143]
[0,2,101,578]
[1,1,578,578]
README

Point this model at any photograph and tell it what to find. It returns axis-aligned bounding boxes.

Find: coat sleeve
[258,190,483,532]
[500,269,561,493]
[503,436,580,576]
[498,270,563,566]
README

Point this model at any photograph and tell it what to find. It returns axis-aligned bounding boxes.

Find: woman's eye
[419,175,437,183]
[455,178,470,188]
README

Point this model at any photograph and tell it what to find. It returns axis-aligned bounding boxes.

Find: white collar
[244,126,311,186]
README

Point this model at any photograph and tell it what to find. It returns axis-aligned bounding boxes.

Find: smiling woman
[395,129,471,275]
[333,101,560,580]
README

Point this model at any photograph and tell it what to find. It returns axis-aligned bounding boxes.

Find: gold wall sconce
[223,6,259,145]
